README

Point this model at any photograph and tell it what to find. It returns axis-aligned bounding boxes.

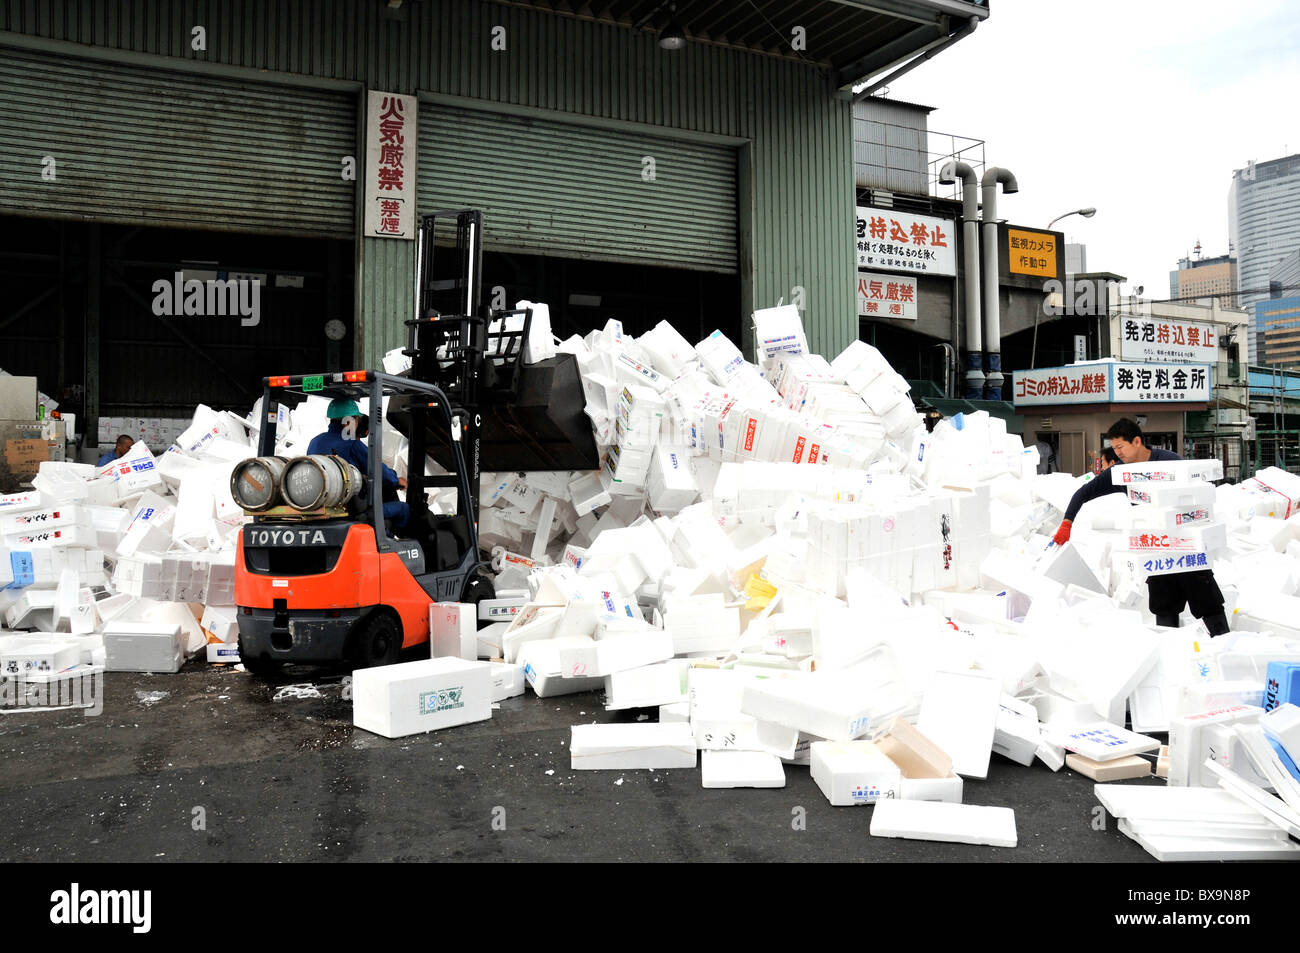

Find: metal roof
[486,0,991,88]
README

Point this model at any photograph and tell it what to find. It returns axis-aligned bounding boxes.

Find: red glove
[1052,519,1073,546]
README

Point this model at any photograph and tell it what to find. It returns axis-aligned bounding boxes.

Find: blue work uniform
[96,450,117,467]
[307,420,409,529]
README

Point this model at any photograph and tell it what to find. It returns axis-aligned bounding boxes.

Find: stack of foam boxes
[1110,459,1226,585]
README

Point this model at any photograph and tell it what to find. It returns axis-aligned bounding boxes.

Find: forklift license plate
[302,375,324,392]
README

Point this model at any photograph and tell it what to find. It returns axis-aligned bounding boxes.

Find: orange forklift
[233,210,598,673]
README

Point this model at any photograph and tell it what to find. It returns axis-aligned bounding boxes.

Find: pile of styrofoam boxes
[1106,459,1227,583]
[0,400,264,682]
[96,417,193,455]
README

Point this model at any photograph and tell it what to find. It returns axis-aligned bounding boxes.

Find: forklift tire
[460,572,496,631]
[239,642,283,679]
[347,611,403,670]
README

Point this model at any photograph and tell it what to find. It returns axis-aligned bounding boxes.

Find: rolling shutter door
[418,103,736,273]
[0,45,355,237]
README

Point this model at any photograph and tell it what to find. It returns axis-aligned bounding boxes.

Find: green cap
[327,398,361,419]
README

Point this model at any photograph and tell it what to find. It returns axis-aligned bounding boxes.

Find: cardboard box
[352,657,493,738]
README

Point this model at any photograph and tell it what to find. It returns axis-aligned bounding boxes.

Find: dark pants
[1147,569,1229,636]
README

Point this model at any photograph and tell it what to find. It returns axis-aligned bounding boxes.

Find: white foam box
[102,621,186,673]
[501,605,563,664]
[1168,704,1263,787]
[811,740,902,806]
[516,640,605,698]
[992,694,1041,767]
[869,800,1017,848]
[206,641,241,664]
[1112,459,1223,486]
[352,657,492,738]
[429,602,477,661]
[0,635,80,675]
[701,749,786,788]
[1039,542,1106,594]
[478,594,526,625]
[917,669,1001,779]
[1051,721,1161,762]
[660,701,691,723]
[570,722,697,770]
[0,490,43,515]
[564,629,673,678]
[489,661,525,701]
[605,660,690,709]
[200,604,239,643]
[3,589,56,630]
[741,664,909,742]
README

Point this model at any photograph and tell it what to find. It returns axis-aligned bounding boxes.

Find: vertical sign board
[856,272,918,319]
[364,91,417,240]
[855,207,957,277]
[1073,335,1088,362]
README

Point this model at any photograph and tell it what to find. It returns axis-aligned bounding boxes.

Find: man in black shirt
[1050,418,1230,636]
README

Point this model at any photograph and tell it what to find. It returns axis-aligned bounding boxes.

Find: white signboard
[1013,366,1111,407]
[1013,363,1212,407]
[855,207,956,277]
[856,271,917,320]
[364,91,417,240]
[1113,362,1211,402]
[1073,335,1087,362]
[1119,316,1217,363]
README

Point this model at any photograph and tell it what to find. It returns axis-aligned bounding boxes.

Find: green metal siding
[0,0,857,361]
[419,102,738,273]
[0,43,355,236]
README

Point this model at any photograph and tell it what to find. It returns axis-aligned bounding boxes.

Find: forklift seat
[421,512,472,572]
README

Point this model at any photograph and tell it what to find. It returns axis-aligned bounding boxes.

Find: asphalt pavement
[0,656,1160,863]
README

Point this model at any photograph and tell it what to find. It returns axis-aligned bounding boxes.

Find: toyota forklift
[233,209,598,673]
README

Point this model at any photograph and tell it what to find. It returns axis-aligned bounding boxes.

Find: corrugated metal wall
[418,102,738,273]
[853,99,929,195]
[0,0,857,360]
[0,45,355,236]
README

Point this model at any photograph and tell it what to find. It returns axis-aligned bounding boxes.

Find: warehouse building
[0,0,990,454]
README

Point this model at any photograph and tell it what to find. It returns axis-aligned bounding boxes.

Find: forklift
[233,209,599,673]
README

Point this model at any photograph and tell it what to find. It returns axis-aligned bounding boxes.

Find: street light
[1046,207,1097,230]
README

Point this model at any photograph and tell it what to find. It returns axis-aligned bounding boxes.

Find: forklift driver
[308,398,410,532]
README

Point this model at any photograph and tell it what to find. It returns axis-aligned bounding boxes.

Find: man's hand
[398,477,408,491]
[1052,519,1072,546]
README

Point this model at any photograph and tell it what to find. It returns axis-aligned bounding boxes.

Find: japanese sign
[1007,228,1057,278]
[855,207,956,277]
[1013,363,1212,407]
[1119,317,1217,363]
[1013,366,1110,406]
[364,91,417,240]
[856,271,917,320]
[1113,362,1210,402]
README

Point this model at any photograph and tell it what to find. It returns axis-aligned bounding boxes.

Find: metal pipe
[853,16,979,102]
[939,159,983,399]
[981,166,1019,399]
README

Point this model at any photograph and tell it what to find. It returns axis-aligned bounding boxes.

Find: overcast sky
[881,0,1300,299]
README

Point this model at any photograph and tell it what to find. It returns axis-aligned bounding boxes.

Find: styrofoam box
[1112,459,1223,486]
[489,661,525,701]
[430,602,477,661]
[811,740,902,806]
[102,622,187,673]
[570,722,697,770]
[701,749,786,788]
[1167,704,1263,787]
[870,800,1017,848]
[1050,721,1161,763]
[352,657,492,738]
[0,636,79,675]
[900,773,963,804]
[206,642,241,664]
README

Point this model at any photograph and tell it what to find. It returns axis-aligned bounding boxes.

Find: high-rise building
[1229,154,1300,363]
[1066,243,1086,275]
[1169,247,1237,306]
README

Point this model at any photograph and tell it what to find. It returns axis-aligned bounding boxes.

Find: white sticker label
[272,579,289,588]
